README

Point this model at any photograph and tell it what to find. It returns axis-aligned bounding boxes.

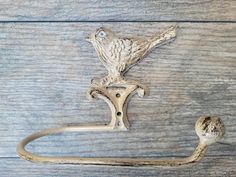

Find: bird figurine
[86,26,177,86]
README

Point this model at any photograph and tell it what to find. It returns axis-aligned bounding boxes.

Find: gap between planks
[0,20,235,23]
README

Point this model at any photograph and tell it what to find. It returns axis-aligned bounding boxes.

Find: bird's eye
[97,30,106,38]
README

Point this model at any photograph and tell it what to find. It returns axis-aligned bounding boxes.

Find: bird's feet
[91,75,125,87]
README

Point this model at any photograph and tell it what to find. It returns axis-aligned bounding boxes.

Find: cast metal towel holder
[17,26,225,167]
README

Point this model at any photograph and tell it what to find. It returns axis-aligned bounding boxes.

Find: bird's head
[86,27,115,48]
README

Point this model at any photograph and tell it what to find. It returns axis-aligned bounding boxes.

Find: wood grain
[0,23,235,176]
[0,0,235,21]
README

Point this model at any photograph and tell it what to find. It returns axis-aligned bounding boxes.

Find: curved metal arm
[17,116,224,167]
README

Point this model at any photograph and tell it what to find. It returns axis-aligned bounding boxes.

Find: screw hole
[117,112,122,116]
[116,93,120,98]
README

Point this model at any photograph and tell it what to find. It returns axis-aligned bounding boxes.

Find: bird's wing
[107,38,149,73]
[125,38,150,67]
[108,38,130,63]
[107,38,132,73]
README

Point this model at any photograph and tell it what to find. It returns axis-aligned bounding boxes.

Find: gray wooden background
[0,1,236,177]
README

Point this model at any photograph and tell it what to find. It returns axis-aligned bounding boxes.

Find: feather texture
[88,26,177,85]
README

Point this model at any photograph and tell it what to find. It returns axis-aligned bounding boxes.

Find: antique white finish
[88,26,176,129]
[17,26,225,167]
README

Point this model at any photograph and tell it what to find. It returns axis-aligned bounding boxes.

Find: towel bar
[17,26,225,167]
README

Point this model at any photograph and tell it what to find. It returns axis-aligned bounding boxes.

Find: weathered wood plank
[0,23,235,160]
[1,157,236,177]
[0,0,235,21]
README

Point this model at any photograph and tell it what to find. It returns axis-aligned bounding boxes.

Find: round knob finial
[195,116,225,145]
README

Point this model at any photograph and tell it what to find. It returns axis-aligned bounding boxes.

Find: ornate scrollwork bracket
[88,81,148,130]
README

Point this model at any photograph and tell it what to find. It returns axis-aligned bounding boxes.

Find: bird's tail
[148,25,177,50]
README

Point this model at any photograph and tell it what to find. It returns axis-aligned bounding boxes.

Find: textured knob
[195,116,225,145]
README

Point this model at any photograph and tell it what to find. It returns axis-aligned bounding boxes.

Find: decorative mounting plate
[17,26,225,167]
